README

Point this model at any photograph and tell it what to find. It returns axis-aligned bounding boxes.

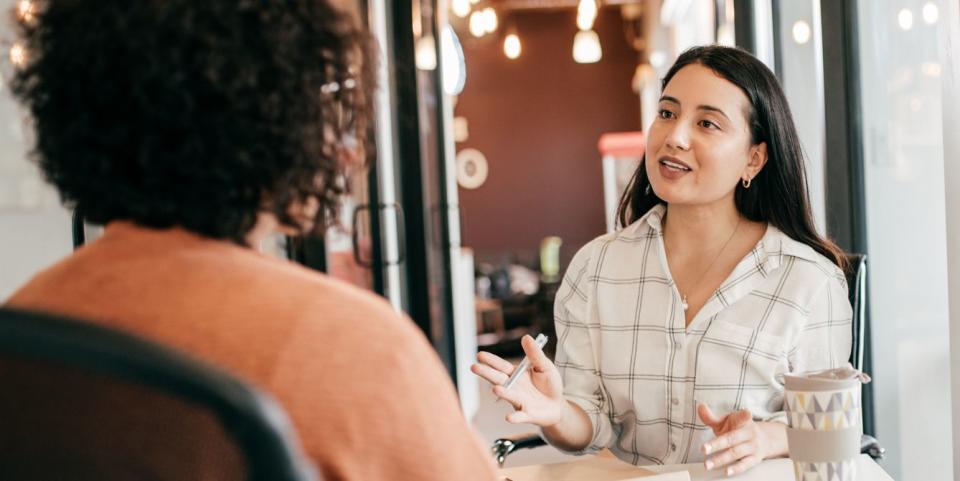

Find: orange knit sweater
[6,221,497,481]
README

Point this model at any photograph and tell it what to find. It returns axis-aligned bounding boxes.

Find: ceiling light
[922,62,941,77]
[504,33,521,60]
[792,20,811,44]
[572,30,602,64]
[482,8,498,34]
[923,2,939,24]
[9,42,26,68]
[898,9,914,30]
[469,10,485,37]
[577,0,598,31]
[649,50,666,68]
[452,0,471,19]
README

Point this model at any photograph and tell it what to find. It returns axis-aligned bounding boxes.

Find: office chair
[491,253,884,466]
[0,307,318,481]
[845,254,884,460]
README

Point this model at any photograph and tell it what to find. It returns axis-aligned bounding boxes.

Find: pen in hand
[502,333,549,391]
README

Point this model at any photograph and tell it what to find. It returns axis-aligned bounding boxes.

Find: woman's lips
[658,156,692,180]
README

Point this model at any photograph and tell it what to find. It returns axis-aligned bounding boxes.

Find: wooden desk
[500,455,894,481]
[499,457,687,481]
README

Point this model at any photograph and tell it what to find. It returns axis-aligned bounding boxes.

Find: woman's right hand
[470,334,567,427]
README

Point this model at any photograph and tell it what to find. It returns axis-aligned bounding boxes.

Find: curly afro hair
[10,0,377,245]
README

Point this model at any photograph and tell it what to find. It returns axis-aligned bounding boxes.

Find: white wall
[776,0,826,235]
[0,208,73,300]
[940,0,960,478]
[0,0,73,301]
[858,1,954,479]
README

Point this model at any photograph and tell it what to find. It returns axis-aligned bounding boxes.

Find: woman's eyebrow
[659,95,731,122]
[698,104,731,122]
[659,95,680,105]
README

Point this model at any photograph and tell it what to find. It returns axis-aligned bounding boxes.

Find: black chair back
[845,254,867,371]
[843,254,876,439]
[0,307,318,481]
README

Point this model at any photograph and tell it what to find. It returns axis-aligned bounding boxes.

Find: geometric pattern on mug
[789,410,859,431]
[793,458,857,481]
[784,389,860,414]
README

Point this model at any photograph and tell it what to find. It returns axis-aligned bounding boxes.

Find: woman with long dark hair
[472,45,852,475]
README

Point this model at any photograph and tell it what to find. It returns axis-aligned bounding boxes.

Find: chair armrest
[860,434,885,460]
[491,432,547,467]
[492,433,886,465]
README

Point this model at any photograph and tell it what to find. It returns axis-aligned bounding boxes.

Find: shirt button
[671,397,679,406]
[670,443,677,452]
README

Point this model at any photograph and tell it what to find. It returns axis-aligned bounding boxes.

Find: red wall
[455,8,641,264]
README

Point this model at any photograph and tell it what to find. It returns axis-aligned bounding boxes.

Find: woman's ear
[745,142,768,179]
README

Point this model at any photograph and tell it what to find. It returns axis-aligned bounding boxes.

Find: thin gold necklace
[679,216,743,312]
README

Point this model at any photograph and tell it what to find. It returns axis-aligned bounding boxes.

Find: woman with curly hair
[3,1,497,479]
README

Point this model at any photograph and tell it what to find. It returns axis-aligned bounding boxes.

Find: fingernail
[703,444,712,455]
[726,468,734,476]
[704,461,713,470]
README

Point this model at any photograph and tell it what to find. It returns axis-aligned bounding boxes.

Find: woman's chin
[648,185,681,204]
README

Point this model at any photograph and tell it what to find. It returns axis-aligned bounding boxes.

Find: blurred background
[1,0,958,479]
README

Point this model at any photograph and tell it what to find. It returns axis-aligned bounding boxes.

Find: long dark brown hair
[616,45,846,271]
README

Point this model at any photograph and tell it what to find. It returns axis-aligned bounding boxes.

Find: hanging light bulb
[452,0,471,19]
[898,9,914,30]
[469,10,486,37]
[649,50,666,68]
[17,0,36,24]
[577,0,598,31]
[791,20,811,45]
[482,8,498,33]
[9,42,26,68]
[503,33,521,60]
[572,30,602,64]
[923,2,939,24]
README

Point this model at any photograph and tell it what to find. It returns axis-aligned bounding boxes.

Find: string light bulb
[922,2,939,24]
[17,0,35,23]
[577,0,598,31]
[9,42,26,68]
[898,9,914,30]
[482,8,498,34]
[503,33,521,60]
[452,0,471,19]
[469,10,485,37]
[792,20,811,44]
[572,30,602,63]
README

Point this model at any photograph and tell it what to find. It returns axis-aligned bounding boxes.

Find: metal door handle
[352,204,373,267]
[352,202,406,267]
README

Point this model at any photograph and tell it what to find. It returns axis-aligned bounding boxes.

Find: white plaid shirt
[552,204,852,465]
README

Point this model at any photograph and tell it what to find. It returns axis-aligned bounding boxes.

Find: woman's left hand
[696,403,788,476]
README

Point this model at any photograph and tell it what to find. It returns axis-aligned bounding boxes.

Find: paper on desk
[498,457,691,481]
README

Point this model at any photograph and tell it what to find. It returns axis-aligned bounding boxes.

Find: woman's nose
[664,123,691,151]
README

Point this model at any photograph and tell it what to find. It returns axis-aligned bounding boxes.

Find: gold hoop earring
[742,178,751,189]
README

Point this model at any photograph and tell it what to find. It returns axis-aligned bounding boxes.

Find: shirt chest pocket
[695,319,785,392]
